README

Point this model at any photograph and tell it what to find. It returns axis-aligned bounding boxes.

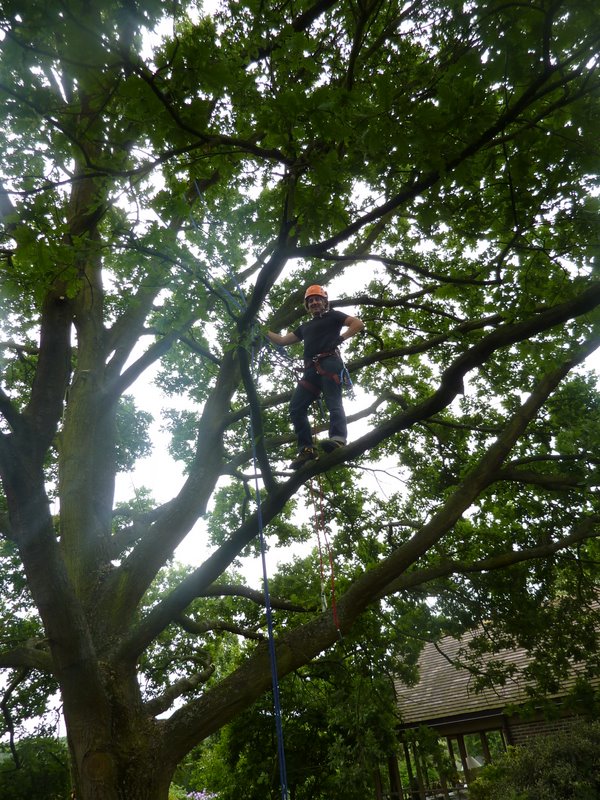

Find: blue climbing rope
[230,341,290,798]
[248,346,289,800]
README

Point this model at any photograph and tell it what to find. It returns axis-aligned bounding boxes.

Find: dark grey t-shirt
[294,309,348,360]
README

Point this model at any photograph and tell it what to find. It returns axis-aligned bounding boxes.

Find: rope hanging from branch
[247,342,289,800]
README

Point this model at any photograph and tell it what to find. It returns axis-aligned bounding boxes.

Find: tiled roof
[394,629,589,727]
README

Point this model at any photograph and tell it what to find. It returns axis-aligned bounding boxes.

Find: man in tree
[268,285,364,468]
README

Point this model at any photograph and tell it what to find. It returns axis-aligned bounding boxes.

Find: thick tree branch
[179,334,221,366]
[98,350,242,625]
[0,182,18,231]
[104,327,183,404]
[493,468,589,490]
[0,644,54,672]
[198,583,309,612]
[380,515,600,597]
[237,345,277,493]
[145,661,215,717]
[21,291,72,459]
[0,387,23,435]
[117,295,600,664]
[159,342,597,757]
[508,453,600,467]
[177,614,263,641]
[104,284,169,378]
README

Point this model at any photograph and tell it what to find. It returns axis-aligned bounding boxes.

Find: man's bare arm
[267,331,301,346]
[341,315,364,341]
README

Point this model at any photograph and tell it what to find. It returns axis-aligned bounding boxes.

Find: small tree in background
[0,737,71,800]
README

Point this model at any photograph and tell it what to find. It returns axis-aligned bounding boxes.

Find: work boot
[321,438,346,454]
[289,447,318,470]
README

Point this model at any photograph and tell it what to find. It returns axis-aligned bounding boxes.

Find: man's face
[307,295,326,315]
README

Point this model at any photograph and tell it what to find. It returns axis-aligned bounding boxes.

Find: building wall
[508,714,578,746]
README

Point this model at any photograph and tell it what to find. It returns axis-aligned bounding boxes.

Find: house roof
[394,629,589,728]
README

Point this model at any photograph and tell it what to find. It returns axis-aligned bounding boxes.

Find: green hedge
[470,720,600,800]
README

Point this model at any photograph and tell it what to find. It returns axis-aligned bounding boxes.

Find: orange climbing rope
[309,472,341,634]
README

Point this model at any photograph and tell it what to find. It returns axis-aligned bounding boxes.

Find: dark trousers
[289,356,347,450]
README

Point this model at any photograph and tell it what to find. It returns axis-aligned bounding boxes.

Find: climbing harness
[310,350,342,384]
[297,349,355,399]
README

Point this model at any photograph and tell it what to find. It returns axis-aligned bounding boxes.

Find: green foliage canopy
[0,0,599,798]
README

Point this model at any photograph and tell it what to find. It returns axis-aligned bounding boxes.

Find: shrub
[470,719,600,800]
[0,737,71,800]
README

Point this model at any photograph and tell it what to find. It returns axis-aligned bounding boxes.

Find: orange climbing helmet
[304,284,328,308]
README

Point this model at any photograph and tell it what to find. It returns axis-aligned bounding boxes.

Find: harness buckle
[311,349,339,365]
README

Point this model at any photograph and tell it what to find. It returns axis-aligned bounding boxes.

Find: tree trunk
[68,747,174,800]
[64,672,176,800]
